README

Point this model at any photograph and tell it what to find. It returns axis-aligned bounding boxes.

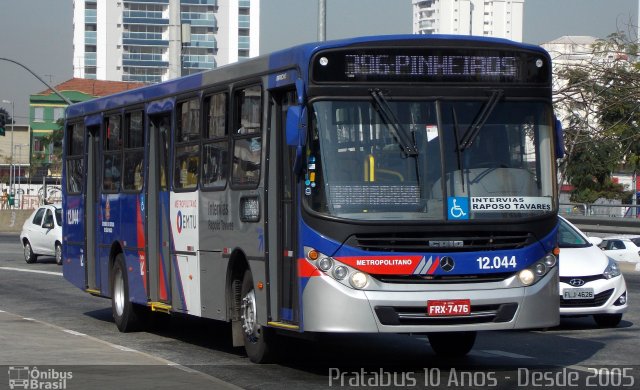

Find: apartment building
[413,0,524,42]
[73,0,260,83]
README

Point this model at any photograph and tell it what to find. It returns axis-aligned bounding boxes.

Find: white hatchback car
[20,204,63,265]
[599,235,640,263]
[558,217,628,327]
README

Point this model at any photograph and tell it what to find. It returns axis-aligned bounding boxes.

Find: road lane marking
[112,344,137,352]
[63,329,87,336]
[0,308,243,389]
[0,266,62,276]
[481,350,535,359]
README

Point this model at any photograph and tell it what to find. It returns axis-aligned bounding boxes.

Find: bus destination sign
[311,48,549,84]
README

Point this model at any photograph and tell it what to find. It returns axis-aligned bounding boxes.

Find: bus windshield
[306,99,555,221]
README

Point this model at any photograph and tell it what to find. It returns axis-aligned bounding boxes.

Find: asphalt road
[0,233,639,389]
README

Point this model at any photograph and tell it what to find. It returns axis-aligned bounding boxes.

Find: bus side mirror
[286,105,308,174]
[554,118,565,159]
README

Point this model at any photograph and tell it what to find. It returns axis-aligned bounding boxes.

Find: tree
[553,32,640,202]
[0,107,13,124]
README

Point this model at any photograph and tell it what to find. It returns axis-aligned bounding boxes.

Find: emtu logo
[176,210,196,234]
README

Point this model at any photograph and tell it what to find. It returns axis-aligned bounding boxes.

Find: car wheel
[111,253,147,332]
[241,269,276,363]
[428,331,477,357]
[593,314,623,328]
[24,241,37,264]
[55,243,63,265]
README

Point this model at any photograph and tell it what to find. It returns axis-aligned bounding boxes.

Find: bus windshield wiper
[451,106,466,192]
[370,89,418,157]
[459,89,503,151]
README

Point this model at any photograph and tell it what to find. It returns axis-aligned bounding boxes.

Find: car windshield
[558,219,590,248]
[630,237,640,247]
[305,99,556,221]
[55,208,62,226]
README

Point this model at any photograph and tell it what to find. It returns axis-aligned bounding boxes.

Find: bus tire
[427,331,476,357]
[111,253,145,332]
[241,269,274,363]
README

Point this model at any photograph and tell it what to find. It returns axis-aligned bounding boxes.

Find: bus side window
[202,92,228,190]
[65,123,85,194]
[232,85,262,187]
[103,114,123,193]
[123,111,145,192]
[174,98,201,190]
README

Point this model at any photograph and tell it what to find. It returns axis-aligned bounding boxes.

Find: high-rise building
[73,0,260,83]
[412,0,524,42]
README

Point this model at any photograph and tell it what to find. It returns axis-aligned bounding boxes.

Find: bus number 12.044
[476,256,517,270]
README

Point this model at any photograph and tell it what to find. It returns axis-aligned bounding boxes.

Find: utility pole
[1,100,15,200]
[318,0,326,41]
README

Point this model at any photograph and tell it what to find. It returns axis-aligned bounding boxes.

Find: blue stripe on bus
[298,218,558,276]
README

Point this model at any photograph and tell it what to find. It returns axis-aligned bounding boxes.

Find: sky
[0,0,638,121]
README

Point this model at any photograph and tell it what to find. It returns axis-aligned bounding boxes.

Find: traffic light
[0,113,5,136]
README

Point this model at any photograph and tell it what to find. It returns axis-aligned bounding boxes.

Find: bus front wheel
[240,269,274,363]
[427,331,476,357]
[111,253,145,332]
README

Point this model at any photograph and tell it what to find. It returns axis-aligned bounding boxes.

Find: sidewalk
[0,310,240,390]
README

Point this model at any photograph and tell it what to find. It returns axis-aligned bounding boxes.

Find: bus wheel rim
[241,289,258,339]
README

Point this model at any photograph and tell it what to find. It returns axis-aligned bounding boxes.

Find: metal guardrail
[560,202,640,218]
[563,215,640,234]
[559,202,640,234]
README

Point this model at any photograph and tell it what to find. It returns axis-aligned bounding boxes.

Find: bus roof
[66,34,549,119]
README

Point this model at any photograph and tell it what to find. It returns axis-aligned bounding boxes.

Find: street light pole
[318,0,326,41]
[2,99,14,200]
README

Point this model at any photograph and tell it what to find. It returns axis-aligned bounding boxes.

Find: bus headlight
[518,253,557,286]
[317,257,333,272]
[543,254,557,267]
[518,269,535,286]
[305,247,372,290]
[350,272,368,289]
[333,266,348,280]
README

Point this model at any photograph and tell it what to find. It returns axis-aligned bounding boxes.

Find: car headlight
[603,258,621,279]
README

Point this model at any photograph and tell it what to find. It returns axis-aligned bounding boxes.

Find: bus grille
[560,289,614,308]
[375,303,518,326]
[350,232,535,252]
[372,273,514,284]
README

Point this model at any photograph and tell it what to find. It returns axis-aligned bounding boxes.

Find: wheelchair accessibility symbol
[447,197,469,220]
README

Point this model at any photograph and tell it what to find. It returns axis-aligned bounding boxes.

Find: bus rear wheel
[427,331,476,357]
[111,253,146,332]
[240,269,274,363]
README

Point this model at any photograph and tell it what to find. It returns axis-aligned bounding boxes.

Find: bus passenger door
[86,125,100,291]
[270,91,300,325]
[147,113,172,305]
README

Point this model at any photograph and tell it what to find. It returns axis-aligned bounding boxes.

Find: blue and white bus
[63,35,562,363]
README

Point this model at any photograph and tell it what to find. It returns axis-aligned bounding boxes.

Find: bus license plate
[427,299,471,316]
[563,288,594,300]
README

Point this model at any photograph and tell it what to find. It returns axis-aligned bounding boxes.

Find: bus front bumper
[300,268,559,333]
